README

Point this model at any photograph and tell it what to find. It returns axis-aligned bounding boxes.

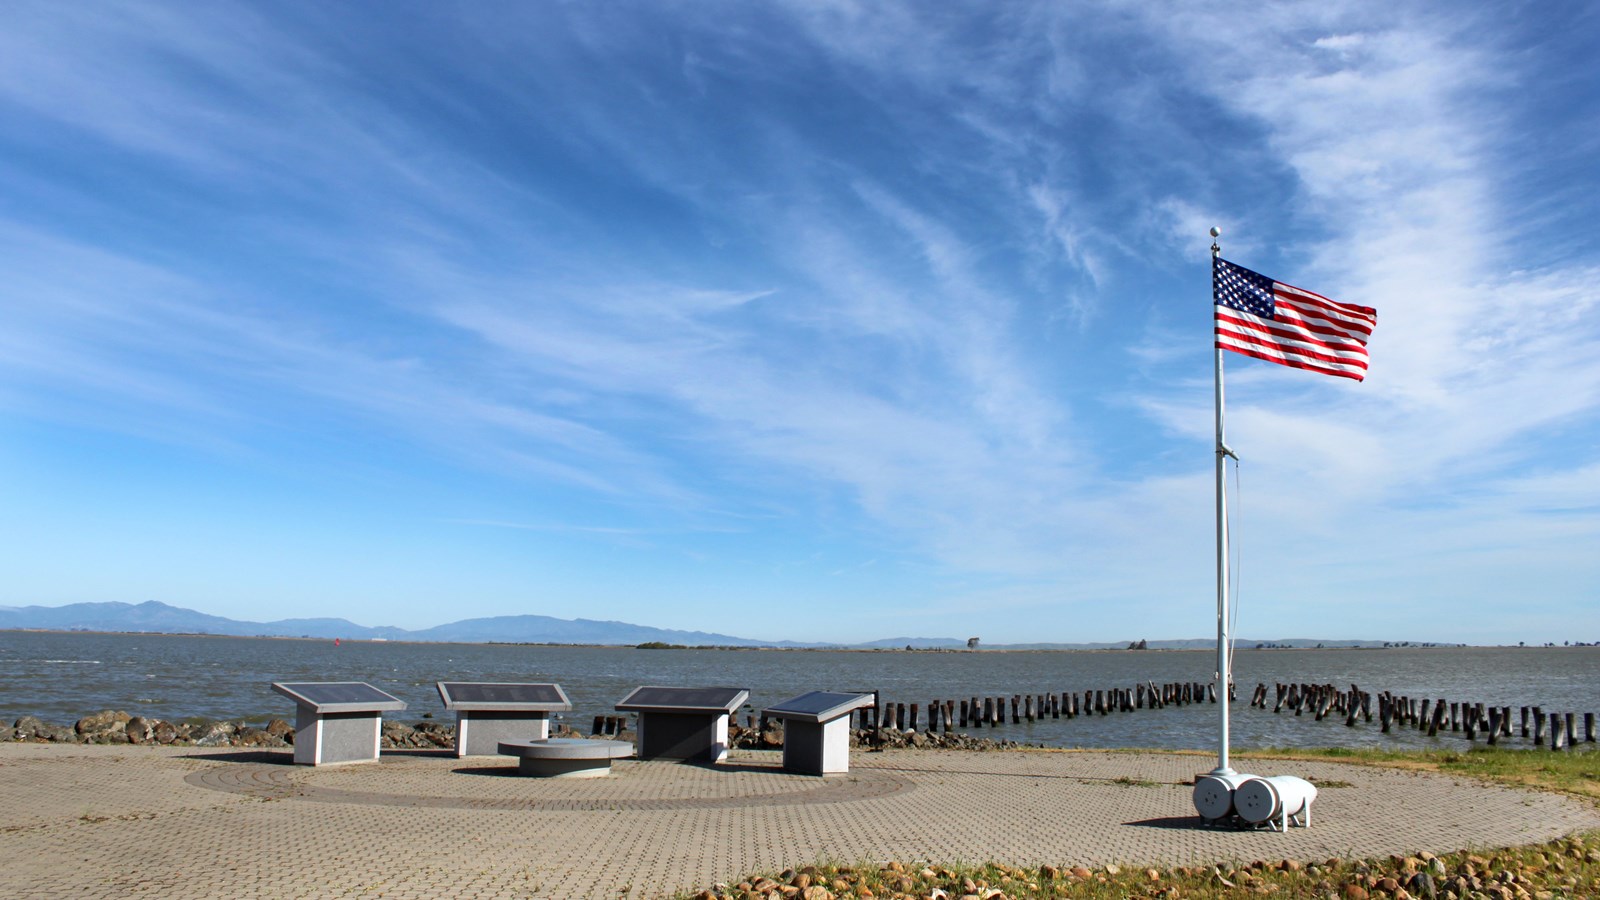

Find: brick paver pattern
[3,742,1597,899]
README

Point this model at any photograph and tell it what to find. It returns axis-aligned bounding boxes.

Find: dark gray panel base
[781,719,827,775]
[637,713,724,761]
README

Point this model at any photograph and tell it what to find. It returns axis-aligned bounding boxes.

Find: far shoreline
[1,626,1572,652]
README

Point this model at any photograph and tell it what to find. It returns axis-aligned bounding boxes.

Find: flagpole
[1211,225,1235,777]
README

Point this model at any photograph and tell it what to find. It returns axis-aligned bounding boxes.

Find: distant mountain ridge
[0,600,1393,649]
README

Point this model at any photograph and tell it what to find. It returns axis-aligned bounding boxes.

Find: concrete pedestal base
[636,712,730,762]
[293,709,383,766]
[455,711,551,757]
[780,716,853,775]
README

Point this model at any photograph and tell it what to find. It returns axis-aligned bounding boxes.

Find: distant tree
[967,637,980,650]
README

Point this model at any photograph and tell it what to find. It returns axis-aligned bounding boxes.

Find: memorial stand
[270,682,406,766]
[436,682,572,758]
[615,686,749,762]
[762,691,874,775]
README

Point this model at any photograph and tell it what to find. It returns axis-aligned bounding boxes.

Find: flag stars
[1215,259,1277,319]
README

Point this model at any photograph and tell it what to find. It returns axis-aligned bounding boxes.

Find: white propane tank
[1232,774,1317,829]
[1192,772,1257,822]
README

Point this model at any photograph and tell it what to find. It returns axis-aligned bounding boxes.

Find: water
[2,631,1595,752]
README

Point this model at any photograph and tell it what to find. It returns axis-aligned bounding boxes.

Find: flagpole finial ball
[1209,226,1221,238]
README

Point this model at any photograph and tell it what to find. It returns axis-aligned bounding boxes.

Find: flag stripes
[1213,257,1376,382]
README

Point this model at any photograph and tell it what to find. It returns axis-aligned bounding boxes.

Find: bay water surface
[2,631,1595,752]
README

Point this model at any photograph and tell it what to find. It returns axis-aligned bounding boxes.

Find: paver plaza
[2,741,1597,899]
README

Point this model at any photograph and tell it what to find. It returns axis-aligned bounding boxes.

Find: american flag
[1213,257,1377,382]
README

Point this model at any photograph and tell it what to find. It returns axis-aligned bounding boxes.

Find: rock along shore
[9,710,1037,752]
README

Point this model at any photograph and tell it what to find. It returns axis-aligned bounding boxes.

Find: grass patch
[678,833,1600,899]
[1237,745,1600,800]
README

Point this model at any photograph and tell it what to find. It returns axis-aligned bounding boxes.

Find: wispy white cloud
[1,0,1595,640]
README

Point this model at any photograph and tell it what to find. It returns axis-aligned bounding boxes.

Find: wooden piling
[1521,706,1530,737]
[1586,712,1596,743]
[1533,708,1545,745]
[1551,713,1566,750]
[944,699,954,732]
[1565,713,1576,748]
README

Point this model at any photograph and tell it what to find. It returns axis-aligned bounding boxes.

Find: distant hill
[0,600,1395,649]
[408,614,792,647]
[0,600,780,646]
[855,637,970,649]
[0,601,405,640]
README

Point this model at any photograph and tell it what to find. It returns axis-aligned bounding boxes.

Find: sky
[2,1,1597,646]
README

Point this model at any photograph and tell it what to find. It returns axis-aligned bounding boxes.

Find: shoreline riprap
[7,709,1038,753]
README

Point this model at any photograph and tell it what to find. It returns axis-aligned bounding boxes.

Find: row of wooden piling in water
[816,680,1595,750]
[848,681,1228,733]
[1247,681,1598,749]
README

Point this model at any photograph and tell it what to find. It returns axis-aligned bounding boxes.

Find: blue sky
[2,1,1597,645]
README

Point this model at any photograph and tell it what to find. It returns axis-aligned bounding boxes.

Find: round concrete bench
[498,738,635,778]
